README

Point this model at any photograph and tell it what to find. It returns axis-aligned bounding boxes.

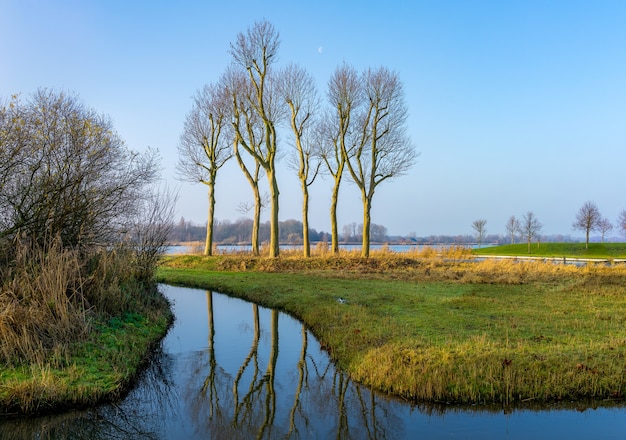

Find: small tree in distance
[572,201,601,249]
[521,211,542,253]
[618,210,626,238]
[471,219,487,247]
[597,217,613,243]
[505,215,520,244]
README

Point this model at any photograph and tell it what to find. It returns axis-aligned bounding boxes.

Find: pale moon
[318,46,323,54]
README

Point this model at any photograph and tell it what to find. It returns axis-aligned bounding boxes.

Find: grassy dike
[473,242,626,260]
[156,250,626,406]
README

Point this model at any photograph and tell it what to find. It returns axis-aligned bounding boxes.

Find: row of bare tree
[472,202,626,252]
[571,201,626,248]
[177,20,417,258]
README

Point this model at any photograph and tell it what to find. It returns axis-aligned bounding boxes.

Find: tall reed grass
[0,237,165,368]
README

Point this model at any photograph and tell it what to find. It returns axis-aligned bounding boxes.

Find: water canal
[1,284,625,439]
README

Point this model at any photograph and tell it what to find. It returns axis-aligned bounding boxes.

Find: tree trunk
[301,183,310,258]
[204,185,215,256]
[268,169,280,258]
[361,195,372,258]
[330,179,340,255]
[252,185,261,256]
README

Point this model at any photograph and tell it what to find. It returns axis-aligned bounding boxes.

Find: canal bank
[2,284,625,439]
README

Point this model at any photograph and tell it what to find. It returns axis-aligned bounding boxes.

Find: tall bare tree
[572,201,601,249]
[320,64,361,255]
[177,83,232,256]
[229,20,282,257]
[505,215,520,244]
[279,63,321,257]
[471,219,487,247]
[521,211,542,253]
[224,67,266,256]
[343,67,417,257]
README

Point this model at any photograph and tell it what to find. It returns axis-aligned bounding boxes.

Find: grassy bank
[156,250,626,405]
[0,241,173,415]
[473,242,626,259]
[0,310,171,415]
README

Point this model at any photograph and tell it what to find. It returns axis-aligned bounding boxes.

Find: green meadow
[473,242,626,260]
[156,249,626,406]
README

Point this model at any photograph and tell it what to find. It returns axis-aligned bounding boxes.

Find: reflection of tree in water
[1,290,405,439]
[184,291,405,439]
[5,287,618,438]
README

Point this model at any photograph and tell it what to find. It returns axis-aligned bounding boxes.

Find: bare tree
[343,66,417,257]
[124,186,177,281]
[618,210,626,238]
[224,67,267,256]
[229,20,283,258]
[0,94,28,201]
[520,211,542,253]
[370,223,388,242]
[0,89,159,249]
[471,219,487,247]
[597,217,613,243]
[320,63,361,255]
[572,201,601,249]
[342,223,353,242]
[279,63,321,257]
[177,83,232,255]
[505,215,520,244]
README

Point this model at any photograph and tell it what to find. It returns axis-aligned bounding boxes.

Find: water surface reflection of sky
[1,284,625,439]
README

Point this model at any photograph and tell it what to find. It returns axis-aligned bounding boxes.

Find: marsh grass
[157,251,626,405]
[0,239,90,366]
[0,238,172,414]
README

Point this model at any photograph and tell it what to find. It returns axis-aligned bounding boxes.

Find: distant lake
[166,243,490,255]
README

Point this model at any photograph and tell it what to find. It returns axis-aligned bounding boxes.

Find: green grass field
[473,242,626,259]
[156,252,626,406]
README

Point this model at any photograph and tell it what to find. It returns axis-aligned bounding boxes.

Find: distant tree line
[170,217,390,245]
[169,217,585,247]
[470,202,626,254]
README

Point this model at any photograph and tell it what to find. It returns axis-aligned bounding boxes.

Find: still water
[2,284,625,439]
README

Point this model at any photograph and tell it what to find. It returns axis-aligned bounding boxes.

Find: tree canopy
[0,89,161,251]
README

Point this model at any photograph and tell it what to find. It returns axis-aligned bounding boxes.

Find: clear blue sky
[2,0,625,237]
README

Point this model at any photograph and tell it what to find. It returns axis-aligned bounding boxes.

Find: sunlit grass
[473,242,626,259]
[157,252,626,405]
[0,312,170,414]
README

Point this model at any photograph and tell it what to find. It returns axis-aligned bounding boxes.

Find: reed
[0,237,172,414]
[0,239,89,366]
